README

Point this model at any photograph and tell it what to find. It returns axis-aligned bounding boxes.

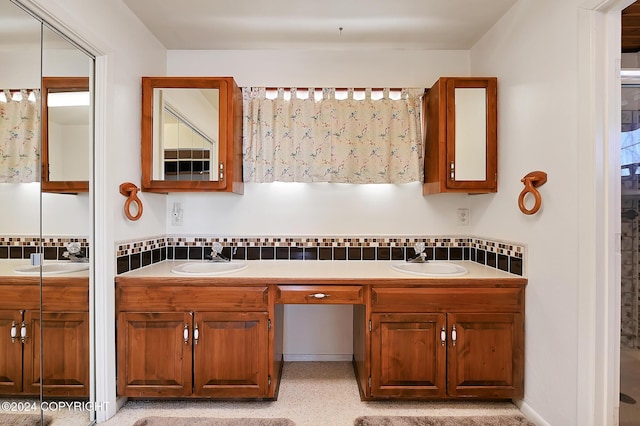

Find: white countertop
[118,259,523,281]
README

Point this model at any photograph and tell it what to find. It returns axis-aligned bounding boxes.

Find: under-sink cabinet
[116,283,278,398]
[115,275,525,401]
[367,286,524,399]
[0,278,90,397]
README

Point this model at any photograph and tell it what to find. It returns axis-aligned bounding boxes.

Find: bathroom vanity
[115,260,526,401]
[0,261,90,397]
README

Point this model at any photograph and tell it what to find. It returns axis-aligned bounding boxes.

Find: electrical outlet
[171,202,183,226]
[457,208,470,226]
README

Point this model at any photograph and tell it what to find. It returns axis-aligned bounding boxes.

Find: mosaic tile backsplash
[0,236,89,260]
[116,235,526,276]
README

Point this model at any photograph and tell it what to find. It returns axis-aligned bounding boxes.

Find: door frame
[577,1,632,425]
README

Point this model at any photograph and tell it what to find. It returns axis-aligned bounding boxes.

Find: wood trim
[141,76,243,194]
[117,285,269,312]
[371,287,523,313]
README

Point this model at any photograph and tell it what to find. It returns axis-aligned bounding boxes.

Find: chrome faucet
[63,242,89,263]
[407,242,428,263]
[207,242,230,262]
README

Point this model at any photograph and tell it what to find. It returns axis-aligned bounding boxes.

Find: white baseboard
[515,400,551,426]
[283,354,353,362]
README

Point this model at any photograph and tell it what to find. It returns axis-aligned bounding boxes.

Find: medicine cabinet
[423,77,497,195]
[141,76,243,193]
[41,76,90,193]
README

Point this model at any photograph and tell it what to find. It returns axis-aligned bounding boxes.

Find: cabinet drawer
[276,285,364,304]
[371,287,523,312]
[117,286,269,312]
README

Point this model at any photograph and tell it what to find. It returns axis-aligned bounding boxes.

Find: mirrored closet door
[0,1,95,425]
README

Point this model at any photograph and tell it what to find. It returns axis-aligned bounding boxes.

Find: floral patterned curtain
[243,87,424,184]
[0,89,41,183]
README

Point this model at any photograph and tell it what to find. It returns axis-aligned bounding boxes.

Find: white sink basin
[14,261,90,275]
[391,261,468,277]
[171,261,248,276]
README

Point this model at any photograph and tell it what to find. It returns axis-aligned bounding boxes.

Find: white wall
[167,49,476,359]
[167,50,474,236]
[469,0,594,425]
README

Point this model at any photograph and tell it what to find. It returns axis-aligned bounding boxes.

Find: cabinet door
[445,78,497,192]
[0,310,24,394]
[193,311,269,398]
[32,312,90,397]
[117,312,193,397]
[423,77,497,195]
[447,313,524,398]
[370,313,446,398]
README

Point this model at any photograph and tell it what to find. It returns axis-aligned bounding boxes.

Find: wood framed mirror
[141,76,243,193]
[41,76,90,193]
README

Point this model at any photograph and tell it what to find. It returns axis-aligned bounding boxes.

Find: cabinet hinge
[268,319,271,330]
[268,375,271,388]
[369,320,372,332]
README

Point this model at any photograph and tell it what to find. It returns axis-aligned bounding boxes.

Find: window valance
[242,87,424,184]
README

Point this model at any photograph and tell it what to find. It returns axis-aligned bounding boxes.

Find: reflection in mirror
[0,0,44,423]
[41,17,94,426]
[42,76,90,192]
[154,88,219,181]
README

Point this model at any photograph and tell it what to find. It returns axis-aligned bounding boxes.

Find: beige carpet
[104,362,528,426]
[354,415,535,426]
[132,417,295,426]
[0,414,52,426]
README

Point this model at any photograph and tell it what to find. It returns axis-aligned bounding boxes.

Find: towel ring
[119,182,143,221]
[518,171,547,215]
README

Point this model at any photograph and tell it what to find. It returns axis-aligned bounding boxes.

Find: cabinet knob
[309,293,330,299]
[183,323,189,344]
[450,161,455,180]
[193,323,199,345]
[440,326,446,346]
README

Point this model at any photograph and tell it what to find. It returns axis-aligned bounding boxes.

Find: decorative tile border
[116,235,526,276]
[0,236,89,260]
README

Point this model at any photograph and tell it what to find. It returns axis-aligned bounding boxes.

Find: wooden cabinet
[423,77,498,195]
[368,285,524,399]
[38,311,90,396]
[194,311,269,398]
[118,312,192,397]
[0,309,37,395]
[276,285,364,304]
[0,278,89,397]
[141,77,243,194]
[115,276,525,402]
[116,283,273,398]
[446,312,523,398]
[370,313,446,398]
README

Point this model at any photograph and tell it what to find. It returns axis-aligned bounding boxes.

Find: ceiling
[623,1,640,52]
[121,0,518,50]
